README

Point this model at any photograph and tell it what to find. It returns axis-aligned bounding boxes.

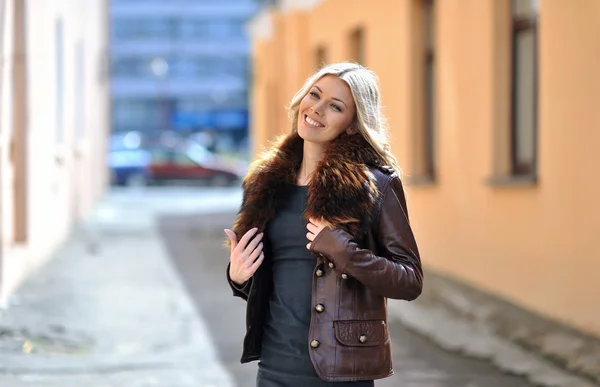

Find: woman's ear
[346,127,357,135]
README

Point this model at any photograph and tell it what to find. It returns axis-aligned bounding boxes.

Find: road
[144,186,534,387]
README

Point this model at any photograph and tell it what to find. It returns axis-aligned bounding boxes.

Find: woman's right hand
[225,227,264,286]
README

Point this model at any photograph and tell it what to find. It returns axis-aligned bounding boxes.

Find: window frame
[422,0,435,180]
[349,27,364,65]
[510,0,539,177]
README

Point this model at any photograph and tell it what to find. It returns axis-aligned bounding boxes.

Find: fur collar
[232,131,384,241]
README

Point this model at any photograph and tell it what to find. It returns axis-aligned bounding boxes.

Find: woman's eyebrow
[313,85,348,107]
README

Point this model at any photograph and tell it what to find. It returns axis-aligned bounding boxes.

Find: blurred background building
[0,0,110,302]
[249,0,600,340]
[107,0,258,187]
[109,0,258,155]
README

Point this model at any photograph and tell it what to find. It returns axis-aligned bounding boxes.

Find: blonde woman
[225,62,423,386]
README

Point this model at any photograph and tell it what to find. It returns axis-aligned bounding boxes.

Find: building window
[511,0,538,176]
[315,46,327,70]
[349,27,364,65]
[55,18,64,144]
[111,17,246,41]
[422,0,435,178]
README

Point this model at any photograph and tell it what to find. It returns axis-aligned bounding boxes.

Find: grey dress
[257,184,374,387]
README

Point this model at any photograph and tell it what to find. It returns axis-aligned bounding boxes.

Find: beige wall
[250,0,600,337]
[0,0,109,303]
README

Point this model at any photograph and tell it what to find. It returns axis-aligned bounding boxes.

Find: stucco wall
[0,0,109,302]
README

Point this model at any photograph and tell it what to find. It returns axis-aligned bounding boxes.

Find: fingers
[306,242,311,250]
[245,232,264,254]
[306,231,315,242]
[249,251,265,273]
[236,227,259,252]
[224,229,238,251]
[248,243,263,263]
[306,222,319,233]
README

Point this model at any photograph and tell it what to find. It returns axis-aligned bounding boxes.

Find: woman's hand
[306,218,327,250]
[225,227,264,285]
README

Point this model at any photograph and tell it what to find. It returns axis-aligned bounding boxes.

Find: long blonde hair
[288,62,402,177]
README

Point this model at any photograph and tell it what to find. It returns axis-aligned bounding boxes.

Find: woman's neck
[297,140,326,186]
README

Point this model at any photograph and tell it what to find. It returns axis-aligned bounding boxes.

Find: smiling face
[297,74,357,145]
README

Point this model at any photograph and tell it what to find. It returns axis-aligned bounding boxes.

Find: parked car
[108,148,151,186]
[145,144,245,186]
[108,131,151,186]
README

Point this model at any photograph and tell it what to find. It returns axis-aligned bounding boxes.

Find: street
[0,186,575,386]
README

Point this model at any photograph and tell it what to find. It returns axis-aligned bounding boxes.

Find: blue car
[108,131,150,186]
[108,148,150,186]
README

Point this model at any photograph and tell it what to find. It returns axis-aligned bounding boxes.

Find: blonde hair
[288,62,402,177]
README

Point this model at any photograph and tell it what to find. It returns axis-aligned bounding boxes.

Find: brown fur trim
[231,132,383,244]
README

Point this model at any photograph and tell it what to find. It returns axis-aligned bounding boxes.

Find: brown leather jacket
[226,132,423,382]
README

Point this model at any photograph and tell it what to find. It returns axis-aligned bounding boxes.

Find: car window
[187,144,215,164]
[108,150,150,167]
[173,152,197,166]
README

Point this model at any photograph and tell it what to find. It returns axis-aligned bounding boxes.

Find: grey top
[260,184,317,376]
[258,184,374,386]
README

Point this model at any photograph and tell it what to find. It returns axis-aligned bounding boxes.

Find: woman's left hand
[306,218,327,250]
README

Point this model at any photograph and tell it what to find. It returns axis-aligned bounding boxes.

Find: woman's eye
[310,92,319,98]
[331,104,341,112]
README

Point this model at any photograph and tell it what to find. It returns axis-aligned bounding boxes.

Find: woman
[225,62,423,386]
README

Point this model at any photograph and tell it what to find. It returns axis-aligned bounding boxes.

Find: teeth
[306,116,323,127]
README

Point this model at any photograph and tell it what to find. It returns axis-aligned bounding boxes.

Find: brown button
[310,340,320,348]
[341,273,348,279]
[315,269,324,277]
[328,262,335,269]
[315,303,324,313]
[359,335,367,343]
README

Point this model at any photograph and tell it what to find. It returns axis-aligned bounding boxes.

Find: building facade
[0,0,110,303]
[249,0,600,338]
[109,0,258,148]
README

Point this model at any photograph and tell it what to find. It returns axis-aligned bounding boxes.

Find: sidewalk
[0,189,236,387]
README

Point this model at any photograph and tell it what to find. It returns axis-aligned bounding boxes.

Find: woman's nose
[311,104,323,115]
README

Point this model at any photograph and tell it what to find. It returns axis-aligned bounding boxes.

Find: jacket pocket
[333,320,388,347]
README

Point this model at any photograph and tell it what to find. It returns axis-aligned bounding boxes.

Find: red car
[146,145,245,186]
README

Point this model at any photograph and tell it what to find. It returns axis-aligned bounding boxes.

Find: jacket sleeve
[226,262,252,301]
[310,176,423,301]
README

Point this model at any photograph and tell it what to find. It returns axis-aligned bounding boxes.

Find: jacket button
[315,269,324,277]
[328,262,335,269]
[341,273,348,279]
[359,335,367,343]
[310,340,320,348]
[315,303,324,313]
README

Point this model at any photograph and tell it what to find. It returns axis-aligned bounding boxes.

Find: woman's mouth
[304,115,325,128]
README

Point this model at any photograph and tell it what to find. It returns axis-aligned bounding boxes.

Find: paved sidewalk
[0,189,236,387]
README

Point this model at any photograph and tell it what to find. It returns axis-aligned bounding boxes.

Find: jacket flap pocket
[334,320,387,347]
